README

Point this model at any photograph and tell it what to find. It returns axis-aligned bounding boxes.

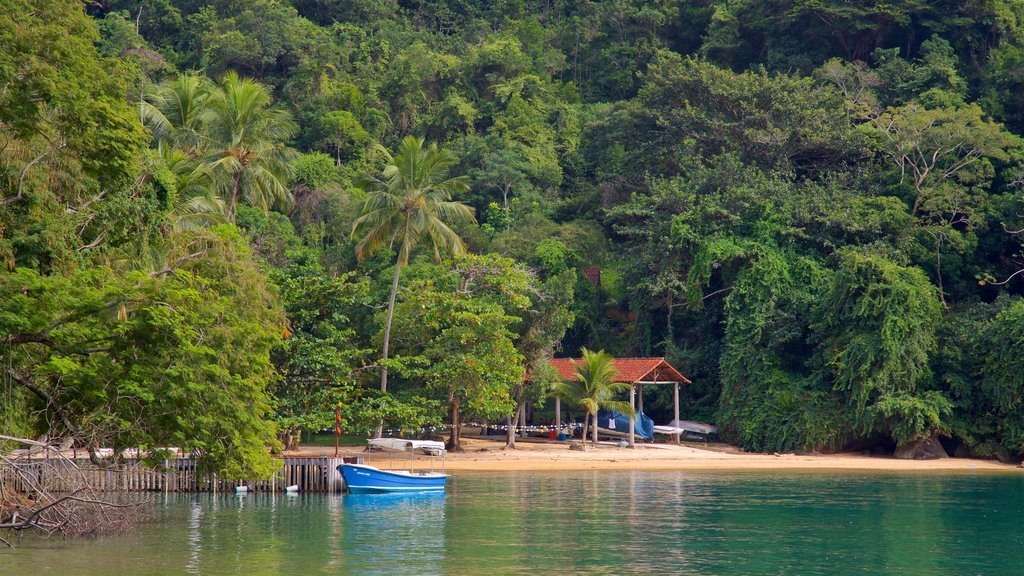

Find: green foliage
[144,71,299,222]
[341,391,442,436]
[10,0,1024,463]
[270,262,372,447]
[716,248,834,452]
[292,152,338,190]
[0,228,284,477]
[813,249,942,411]
[0,0,146,187]
[391,254,532,449]
[533,239,579,274]
[871,391,953,446]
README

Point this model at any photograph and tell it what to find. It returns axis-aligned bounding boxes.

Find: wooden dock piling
[0,457,352,494]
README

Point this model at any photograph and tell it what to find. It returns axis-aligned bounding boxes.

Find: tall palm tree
[200,72,298,222]
[351,136,475,437]
[550,349,634,445]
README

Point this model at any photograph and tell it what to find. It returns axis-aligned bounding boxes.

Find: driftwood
[0,434,143,547]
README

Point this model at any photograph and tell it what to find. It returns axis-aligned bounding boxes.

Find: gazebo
[548,357,692,446]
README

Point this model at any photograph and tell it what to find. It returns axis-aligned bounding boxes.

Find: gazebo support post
[555,397,561,429]
[674,382,680,445]
[628,384,635,448]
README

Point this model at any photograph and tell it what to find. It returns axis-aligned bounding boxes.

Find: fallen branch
[1,436,145,546]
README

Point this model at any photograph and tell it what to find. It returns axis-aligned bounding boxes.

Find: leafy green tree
[551,348,634,445]
[318,110,369,165]
[869,104,1014,218]
[505,267,575,448]
[143,74,211,154]
[587,51,862,192]
[143,72,299,223]
[0,227,284,477]
[391,254,532,450]
[714,246,834,452]
[813,249,946,448]
[1,0,147,271]
[975,300,1024,456]
[0,0,145,192]
[868,103,1016,303]
[351,136,475,437]
[271,262,372,450]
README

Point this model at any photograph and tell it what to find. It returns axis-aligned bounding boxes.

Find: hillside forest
[5,0,1024,475]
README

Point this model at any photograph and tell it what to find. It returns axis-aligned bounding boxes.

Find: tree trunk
[374,263,403,439]
[505,401,528,446]
[447,400,462,452]
[581,410,590,444]
[505,413,515,448]
[592,412,599,445]
[503,401,520,446]
[227,170,241,222]
[505,383,524,449]
[280,428,299,452]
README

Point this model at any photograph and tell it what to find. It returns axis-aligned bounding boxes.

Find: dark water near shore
[3,471,1023,575]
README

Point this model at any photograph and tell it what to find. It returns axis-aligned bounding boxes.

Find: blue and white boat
[340,463,447,493]
[339,438,448,494]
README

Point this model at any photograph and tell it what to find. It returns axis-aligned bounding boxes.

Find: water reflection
[185,500,203,574]
[3,473,1023,575]
[338,492,447,575]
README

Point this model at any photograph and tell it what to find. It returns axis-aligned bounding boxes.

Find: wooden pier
[1,456,356,494]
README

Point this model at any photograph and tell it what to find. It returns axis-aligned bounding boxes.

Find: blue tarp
[596,409,654,440]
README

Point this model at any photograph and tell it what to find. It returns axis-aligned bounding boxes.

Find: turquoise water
[2,471,1023,575]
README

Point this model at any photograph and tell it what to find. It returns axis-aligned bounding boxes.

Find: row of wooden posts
[2,457,357,494]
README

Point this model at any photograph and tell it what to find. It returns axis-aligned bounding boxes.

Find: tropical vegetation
[5,0,1024,474]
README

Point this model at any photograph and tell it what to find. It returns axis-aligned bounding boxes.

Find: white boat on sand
[369,438,447,456]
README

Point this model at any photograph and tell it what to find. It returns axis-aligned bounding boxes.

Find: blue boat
[339,438,449,494]
[339,464,448,494]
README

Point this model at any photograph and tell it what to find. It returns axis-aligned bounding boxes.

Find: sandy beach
[288,436,1021,473]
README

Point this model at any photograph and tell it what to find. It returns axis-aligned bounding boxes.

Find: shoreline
[287,437,1022,474]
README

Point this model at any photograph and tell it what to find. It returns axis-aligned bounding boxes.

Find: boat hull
[339,464,447,494]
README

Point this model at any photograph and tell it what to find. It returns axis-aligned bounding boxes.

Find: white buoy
[284,485,299,493]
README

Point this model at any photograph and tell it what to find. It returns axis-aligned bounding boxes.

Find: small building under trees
[549,357,691,446]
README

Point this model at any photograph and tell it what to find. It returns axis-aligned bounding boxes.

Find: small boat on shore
[339,438,448,494]
[368,437,446,456]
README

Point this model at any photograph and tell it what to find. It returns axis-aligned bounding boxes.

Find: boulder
[894,436,948,460]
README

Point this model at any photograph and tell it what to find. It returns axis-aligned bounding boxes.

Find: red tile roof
[549,357,691,384]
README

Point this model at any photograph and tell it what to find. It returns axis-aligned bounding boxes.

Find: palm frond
[351,137,474,264]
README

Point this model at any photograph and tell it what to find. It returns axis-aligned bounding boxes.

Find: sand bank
[288,437,1021,473]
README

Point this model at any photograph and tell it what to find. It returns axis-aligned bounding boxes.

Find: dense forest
[4,0,1024,475]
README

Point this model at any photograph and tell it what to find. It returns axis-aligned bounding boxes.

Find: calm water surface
[3,471,1022,575]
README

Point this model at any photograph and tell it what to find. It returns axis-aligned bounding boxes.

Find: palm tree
[550,349,634,445]
[200,72,298,222]
[158,142,226,231]
[143,72,298,223]
[351,136,475,437]
[142,74,210,154]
